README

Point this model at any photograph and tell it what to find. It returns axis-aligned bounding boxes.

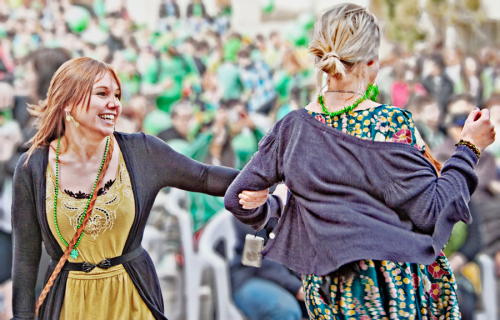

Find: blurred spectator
[217,35,243,101]
[142,47,190,113]
[104,12,126,54]
[186,0,207,19]
[444,208,483,320]
[484,95,500,163]
[433,94,497,204]
[158,100,193,143]
[422,53,454,110]
[443,47,464,94]
[159,0,181,19]
[478,96,500,283]
[390,64,412,108]
[237,48,276,114]
[230,217,307,320]
[463,56,483,107]
[408,95,445,149]
[433,94,496,319]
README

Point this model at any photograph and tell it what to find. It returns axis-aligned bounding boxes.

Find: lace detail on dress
[64,179,116,199]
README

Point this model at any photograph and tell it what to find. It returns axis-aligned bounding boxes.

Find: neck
[61,126,110,163]
[323,78,369,107]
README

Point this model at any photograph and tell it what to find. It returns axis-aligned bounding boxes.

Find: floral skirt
[303,253,460,320]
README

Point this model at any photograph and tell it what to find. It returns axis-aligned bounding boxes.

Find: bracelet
[455,139,481,159]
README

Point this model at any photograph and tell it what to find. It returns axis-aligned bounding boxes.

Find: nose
[108,95,120,108]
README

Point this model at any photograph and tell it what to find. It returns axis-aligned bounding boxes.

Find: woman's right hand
[461,108,496,151]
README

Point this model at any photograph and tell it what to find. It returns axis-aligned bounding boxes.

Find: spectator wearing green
[217,36,244,101]
[173,100,265,231]
[142,46,191,113]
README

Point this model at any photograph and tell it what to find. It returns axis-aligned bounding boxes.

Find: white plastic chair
[475,254,498,320]
[198,210,246,320]
[160,188,209,320]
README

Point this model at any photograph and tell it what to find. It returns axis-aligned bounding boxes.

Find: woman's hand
[238,189,269,209]
[461,108,496,151]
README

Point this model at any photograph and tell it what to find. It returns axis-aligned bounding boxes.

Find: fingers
[241,189,269,197]
[238,190,269,209]
[466,108,481,123]
[479,108,490,121]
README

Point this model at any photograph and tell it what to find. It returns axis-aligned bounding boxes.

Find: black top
[11,132,239,319]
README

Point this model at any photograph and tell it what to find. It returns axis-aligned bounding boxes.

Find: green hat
[65,6,91,34]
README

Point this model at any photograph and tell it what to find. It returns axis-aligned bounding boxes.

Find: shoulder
[373,106,425,151]
[270,108,307,132]
[372,106,415,127]
[14,146,47,183]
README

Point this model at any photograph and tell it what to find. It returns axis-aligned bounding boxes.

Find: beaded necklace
[318,83,379,118]
[54,136,110,260]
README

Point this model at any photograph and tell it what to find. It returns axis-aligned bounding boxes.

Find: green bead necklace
[54,136,110,260]
[318,83,379,118]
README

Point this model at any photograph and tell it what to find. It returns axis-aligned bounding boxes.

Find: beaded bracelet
[455,139,481,159]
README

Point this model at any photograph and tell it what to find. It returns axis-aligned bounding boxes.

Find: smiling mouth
[99,114,115,122]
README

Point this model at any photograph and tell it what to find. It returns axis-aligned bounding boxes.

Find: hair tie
[321,52,341,62]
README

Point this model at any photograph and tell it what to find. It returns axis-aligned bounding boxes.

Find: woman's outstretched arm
[147,134,240,196]
[224,133,284,231]
[146,134,269,206]
[11,154,42,319]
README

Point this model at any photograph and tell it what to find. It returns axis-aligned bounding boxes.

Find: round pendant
[70,249,79,260]
[66,115,71,121]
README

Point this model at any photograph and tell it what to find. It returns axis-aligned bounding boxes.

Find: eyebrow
[93,86,121,91]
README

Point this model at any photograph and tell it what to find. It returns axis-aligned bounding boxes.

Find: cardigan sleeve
[146,134,239,196]
[11,154,42,320]
[224,132,284,231]
[383,145,478,235]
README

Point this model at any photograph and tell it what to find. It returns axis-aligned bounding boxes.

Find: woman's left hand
[238,189,269,209]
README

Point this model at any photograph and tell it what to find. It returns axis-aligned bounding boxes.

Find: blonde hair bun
[308,3,380,81]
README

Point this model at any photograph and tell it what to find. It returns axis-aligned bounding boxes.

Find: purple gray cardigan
[224,108,479,276]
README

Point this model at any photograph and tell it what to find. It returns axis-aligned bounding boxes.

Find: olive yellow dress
[45,152,155,320]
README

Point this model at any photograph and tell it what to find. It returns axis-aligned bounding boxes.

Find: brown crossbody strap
[35,137,115,316]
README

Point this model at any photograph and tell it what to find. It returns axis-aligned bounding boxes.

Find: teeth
[99,115,115,121]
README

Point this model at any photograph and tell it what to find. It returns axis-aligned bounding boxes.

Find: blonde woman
[225,4,495,319]
[11,57,269,319]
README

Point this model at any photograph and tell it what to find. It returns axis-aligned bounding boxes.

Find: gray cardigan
[225,108,479,276]
[12,132,239,319]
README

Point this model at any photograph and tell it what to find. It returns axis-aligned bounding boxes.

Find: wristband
[455,139,481,159]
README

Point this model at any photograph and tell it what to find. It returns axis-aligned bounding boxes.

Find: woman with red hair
[11,57,270,319]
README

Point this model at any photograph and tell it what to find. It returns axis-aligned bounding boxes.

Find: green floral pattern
[304,106,460,320]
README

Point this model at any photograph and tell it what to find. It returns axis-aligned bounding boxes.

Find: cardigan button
[269,232,275,239]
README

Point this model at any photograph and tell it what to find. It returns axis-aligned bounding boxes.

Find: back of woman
[225,4,495,320]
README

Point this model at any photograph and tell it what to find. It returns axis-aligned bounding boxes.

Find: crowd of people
[0,0,499,319]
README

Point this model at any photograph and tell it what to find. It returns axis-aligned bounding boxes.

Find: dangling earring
[65,111,80,127]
